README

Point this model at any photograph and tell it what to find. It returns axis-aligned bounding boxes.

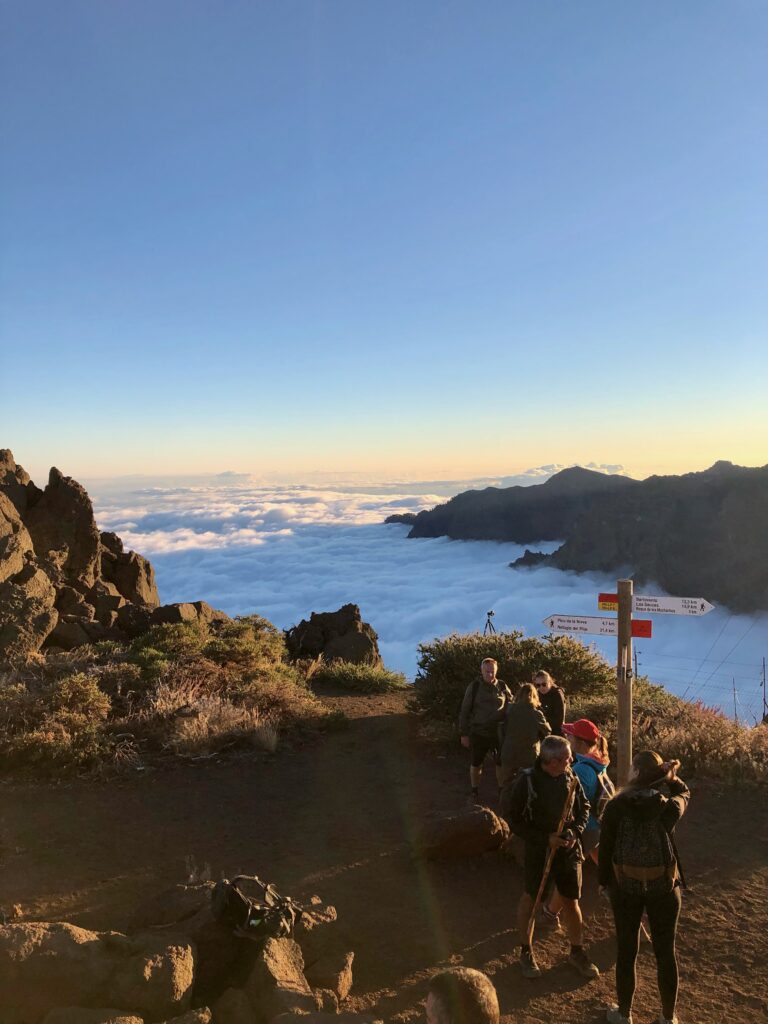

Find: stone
[56,585,97,619]
[161,1011,212,1024]
[151,603,229,627]
[25,467,101,590]
[46,618,93,650]
[242,938,317,1021]
[285,605,381,666]
[106,550,160,609]
[269,1015,381,1024]
[0,492,35,584]
[305,952,354,1002]
[0,922,194,1022]
[312,990,339,1014]
[116,603,153,638]
[0,581,59,663]
[0,449,42,515]
[414,807,510,859]
[212,989,255,1024]
[88,581,127,626]
[9,561,57,606]
[42,1011,144,1024]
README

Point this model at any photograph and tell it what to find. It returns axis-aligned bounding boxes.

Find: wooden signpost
[544,583,715,785]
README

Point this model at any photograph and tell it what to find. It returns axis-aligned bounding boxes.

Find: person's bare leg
[560,897,584,945]
[517,892,535,945]
[545,891,564,920]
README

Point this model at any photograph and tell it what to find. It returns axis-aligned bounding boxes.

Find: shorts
[524,844,582,901]
[581,827,600,857]
[469,731,500,767]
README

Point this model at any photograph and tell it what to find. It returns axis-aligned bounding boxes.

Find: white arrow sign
[543,614,620,636]
[632,595,714,616]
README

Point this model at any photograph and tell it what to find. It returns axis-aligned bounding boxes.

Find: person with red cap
[541,718,614,930]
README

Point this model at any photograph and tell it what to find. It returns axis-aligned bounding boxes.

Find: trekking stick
[525,775,579,946]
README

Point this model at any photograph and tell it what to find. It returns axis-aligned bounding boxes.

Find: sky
[1,1,767,481]
[91,478,768,723]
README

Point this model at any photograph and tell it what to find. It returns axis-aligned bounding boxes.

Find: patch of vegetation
[311,660,409,694]
[0,617,331,776]
[412,630,768,782]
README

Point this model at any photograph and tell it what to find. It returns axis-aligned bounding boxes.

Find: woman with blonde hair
[498,683,551,786]
[532,669,566,736]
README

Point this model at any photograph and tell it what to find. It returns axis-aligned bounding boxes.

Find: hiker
[542,718,614,929]
[599,750,690,1024]
[426,967,500,1024]
[459,658,513,800]
[532,670,566,736]
[501,734,600,981]
[498,683,551,786]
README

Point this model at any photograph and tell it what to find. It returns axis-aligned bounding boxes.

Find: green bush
[312,661,409,694]
[411,630,615,726]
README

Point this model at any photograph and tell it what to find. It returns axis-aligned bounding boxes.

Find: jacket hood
[575,753,609,774]
[619,786,667,819]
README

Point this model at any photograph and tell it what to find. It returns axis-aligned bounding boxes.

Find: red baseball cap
[563,719,601,743]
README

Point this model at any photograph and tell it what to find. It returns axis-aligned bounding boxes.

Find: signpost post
[616,580,633,786]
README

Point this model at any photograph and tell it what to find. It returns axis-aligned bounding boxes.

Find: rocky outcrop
[0,450,231,663]
[403,462,768,613]
[285,604,381,666]
[413,806,510,859]
[0,922,194,1023]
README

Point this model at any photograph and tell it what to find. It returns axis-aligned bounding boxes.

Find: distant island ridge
[385,462,768,614]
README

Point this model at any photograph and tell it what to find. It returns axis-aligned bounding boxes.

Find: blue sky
[2,1,766,481]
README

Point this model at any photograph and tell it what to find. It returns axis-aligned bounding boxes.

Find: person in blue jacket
[542,718,614,929]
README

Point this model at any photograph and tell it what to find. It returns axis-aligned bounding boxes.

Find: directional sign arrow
[597,593,714,616]
[544,614,652,638]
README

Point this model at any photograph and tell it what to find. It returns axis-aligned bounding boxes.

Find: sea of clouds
[88,467,768,724]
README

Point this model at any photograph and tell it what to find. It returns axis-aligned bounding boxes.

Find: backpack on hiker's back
[612,797,678,895]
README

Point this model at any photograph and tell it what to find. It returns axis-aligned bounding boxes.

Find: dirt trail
[1,689,766,1023]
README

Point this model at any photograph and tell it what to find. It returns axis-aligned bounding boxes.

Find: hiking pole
[525,775,579,946]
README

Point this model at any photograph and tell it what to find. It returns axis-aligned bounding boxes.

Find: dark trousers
[609,884,682,1019]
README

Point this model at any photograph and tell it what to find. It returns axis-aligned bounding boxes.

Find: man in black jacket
[501,735,599,981]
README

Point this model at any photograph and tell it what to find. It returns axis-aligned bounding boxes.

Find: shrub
[312,661,409,694]
[411,630,614,726]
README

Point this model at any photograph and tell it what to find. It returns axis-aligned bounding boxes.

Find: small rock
[305,952,354,1002]
[243,937,317,1020]
[414,807,510,859]
[43,1011,144,1024]
[212,988,255,1024]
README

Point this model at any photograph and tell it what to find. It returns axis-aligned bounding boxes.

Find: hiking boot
[519,948,541,979]
[606,1007,632,1024]
[567,948,600,979]
[539,905,562,932]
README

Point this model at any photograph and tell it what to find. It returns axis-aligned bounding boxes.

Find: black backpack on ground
[211,875,303,941]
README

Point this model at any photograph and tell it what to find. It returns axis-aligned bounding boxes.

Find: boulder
[413,807,510,859]
[88,581,127,626]
[285,605,381,666]
[43,1011,144,1024]
[242,938,317,1021]
[0,581,59,662]
[312,990,339,1014]
[24,467,101,590]
[10,560,58,605]
[0,491,35,584]
[55,586,97,619]
[46,618,93,651]
[101,534,159,609]
[305,952,354,1002]
[0,449,42,515]
[116,603,154,638]
[150,603,229,628]
[211,989,254,1024]
[160,1011,211,1024]
[0,922,194,1023]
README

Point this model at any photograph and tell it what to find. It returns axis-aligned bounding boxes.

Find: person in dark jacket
[532,670,566,736]
[599,750,690,1024]
[458,658,513,800]
[498,683,551,786]
[501,735,599,981]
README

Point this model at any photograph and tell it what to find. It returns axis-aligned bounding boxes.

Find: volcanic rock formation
[285,604,382,665]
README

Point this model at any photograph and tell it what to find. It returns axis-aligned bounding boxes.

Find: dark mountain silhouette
[399,463,768,612]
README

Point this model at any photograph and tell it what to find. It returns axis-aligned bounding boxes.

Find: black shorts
[524,844,582,901]
[469,731,500,767]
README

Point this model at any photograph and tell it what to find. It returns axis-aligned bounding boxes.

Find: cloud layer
[91,479,768,724]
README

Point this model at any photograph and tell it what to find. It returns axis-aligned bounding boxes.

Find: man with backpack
[459,658,514,800]
[598,750,690,1024]
[501,735,600,981]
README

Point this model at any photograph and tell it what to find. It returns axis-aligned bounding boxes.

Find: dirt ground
[1,689,766,1023]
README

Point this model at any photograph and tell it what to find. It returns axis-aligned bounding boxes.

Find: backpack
[612,802,678,895]
[583,764,615,822]
[211,875,303,941]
